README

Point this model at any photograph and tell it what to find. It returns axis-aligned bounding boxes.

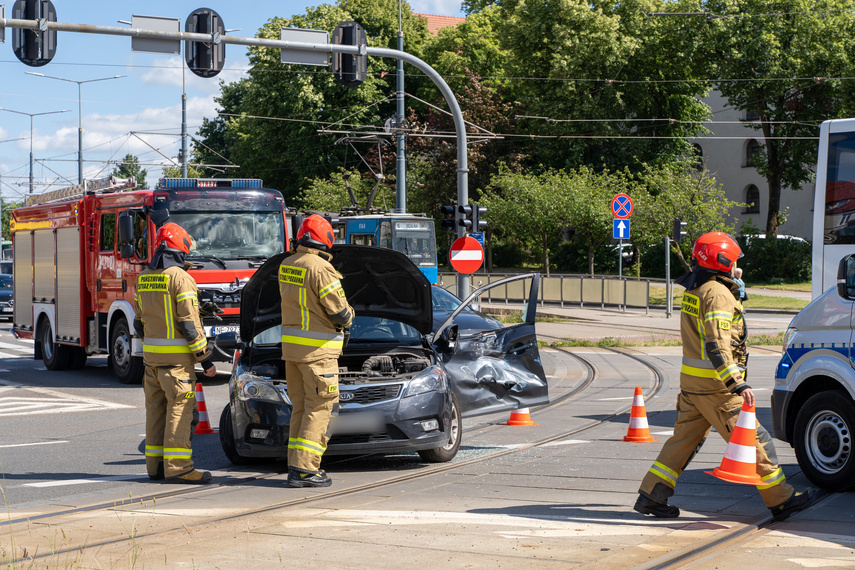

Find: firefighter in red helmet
[279,215,353,487]
[133,222,216,484]
[634,232,816,521]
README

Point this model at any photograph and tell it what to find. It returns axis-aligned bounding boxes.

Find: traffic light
[185,8,226,78]
[440,205,457,233]
[458,203,487,233]
[12,0,57,67]
[673,218,687,242]
[332,21,367,88]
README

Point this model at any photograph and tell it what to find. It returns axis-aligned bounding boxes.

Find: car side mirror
[435,323,458,353]
[837,254,855,300]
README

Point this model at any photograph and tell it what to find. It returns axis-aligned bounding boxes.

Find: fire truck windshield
[170,211,285,260]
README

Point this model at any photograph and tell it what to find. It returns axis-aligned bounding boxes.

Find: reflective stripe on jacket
[279,246,354,362]
[134,265,210,367]
[679,275,747,393]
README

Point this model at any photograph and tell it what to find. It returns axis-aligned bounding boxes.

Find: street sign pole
[665,236,671,318]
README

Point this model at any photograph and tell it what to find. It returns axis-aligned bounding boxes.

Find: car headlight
[235,372,284,403]
[783,327,798,351]
[403,366,446,397]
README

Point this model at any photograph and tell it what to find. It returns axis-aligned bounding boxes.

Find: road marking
[0,379,133,416]
[24,475,147,488]
[0,341,29,350]
[598,396,634,401]
[541,439,588,447]
[0,351,20,359]
[0,440,69,449]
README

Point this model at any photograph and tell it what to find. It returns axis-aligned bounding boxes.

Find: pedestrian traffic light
[12,0,57,67]
[673,218,687,242]
[185,8,226,78]
[440,204,457,233]
[458,203,487,233]
[332,21,367,88]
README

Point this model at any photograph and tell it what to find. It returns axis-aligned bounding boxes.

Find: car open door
[433,274,549,418]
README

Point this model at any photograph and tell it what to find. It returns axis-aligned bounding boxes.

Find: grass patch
[488,309,571,324]
[549,330,784,348]
[746,281,810,292]
[651,285,807,311]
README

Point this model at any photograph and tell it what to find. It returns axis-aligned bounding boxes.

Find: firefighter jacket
[133,265,211,367]
[279,245,354,362]
[678,272,748,394]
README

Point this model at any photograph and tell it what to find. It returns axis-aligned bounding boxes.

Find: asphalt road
[0,321,851,567]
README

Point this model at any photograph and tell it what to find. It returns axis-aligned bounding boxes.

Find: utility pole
[181,65,188,177]
[395,0,406,212]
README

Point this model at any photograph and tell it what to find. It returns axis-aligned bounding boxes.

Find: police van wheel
[794,391,855,492]
[40,317,70,371]
[418,395,462,463]
[110,317,144,384]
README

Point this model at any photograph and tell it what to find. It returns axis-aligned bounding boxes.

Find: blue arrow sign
[613,219,630,240]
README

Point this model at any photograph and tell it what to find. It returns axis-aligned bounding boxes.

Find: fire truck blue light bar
[157,178,263,189]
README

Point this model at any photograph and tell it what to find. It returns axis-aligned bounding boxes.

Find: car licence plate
[210,325,240,335]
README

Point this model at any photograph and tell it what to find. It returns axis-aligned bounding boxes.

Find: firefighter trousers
[639,389,794,509]
[285,358,339,473]
[144,363,197,478]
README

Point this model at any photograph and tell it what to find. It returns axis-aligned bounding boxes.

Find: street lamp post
[25,73,127,184]
[0,107,71,193]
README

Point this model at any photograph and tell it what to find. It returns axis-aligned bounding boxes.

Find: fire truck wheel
[110,317,144,384]
[68,347,87,370]
[39,316,71,371]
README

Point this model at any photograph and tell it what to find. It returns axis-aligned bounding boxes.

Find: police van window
[100,213,117,252]
[825,132,855,244]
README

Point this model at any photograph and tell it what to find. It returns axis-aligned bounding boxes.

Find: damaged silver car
[219,245,548,464]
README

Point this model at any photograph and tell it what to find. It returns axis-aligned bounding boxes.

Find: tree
[707,0,855,235]
[301,168,394,212]
[191,78,249,176]
[161,164,205,179]
[633,163,742,272]
[563,167,624,275]
[112,154,148,189]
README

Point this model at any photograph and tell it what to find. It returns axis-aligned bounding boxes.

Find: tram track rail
[2,345,666,565]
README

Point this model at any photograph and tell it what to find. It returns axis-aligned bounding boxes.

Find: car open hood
[240,244,432,342]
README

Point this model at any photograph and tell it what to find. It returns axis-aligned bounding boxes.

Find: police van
[772,254,855,491]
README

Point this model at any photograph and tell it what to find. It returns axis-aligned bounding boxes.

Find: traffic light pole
[1,13,472,297]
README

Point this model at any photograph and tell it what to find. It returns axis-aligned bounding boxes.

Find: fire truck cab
[11,176,290,383]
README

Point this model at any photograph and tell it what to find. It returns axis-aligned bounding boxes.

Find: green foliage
[1,199,20,241]
[112,154,148,189]
[161,164,205,179]
[301,168,396,212]
[736,236,812,283]
[551,235,618,274]
[707,0,855,235]
[490,237,530,269]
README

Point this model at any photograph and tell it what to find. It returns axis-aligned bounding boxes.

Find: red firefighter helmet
[691,232,743,273]
[297,215,334,250]
[154,222,193,254]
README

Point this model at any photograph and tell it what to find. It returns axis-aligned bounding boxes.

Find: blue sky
[0,0,464,202]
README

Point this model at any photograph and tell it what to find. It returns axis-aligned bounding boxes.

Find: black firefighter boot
[770,488,819,522]
[634,494,680,518]
[287,469,332,488]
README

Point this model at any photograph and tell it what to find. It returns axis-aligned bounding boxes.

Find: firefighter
[280,215,354,488]
[134,222,217,484]
[634,232,816,521]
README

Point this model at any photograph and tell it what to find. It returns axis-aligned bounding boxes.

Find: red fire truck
[11,176,290,383]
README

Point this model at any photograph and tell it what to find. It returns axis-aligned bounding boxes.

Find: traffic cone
[194,382,217,435]
[705,401,764,485]
[506,408,537,426]
[623,386,658,442]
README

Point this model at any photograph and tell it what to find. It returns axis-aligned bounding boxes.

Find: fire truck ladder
[23,176,137,207]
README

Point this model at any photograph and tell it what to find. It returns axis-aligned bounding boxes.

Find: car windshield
[432,286,465,312]
[253,316,421,346]
[0,275,10,290]
[170,211,285,259]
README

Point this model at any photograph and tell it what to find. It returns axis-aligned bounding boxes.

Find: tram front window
[392,221,437,267]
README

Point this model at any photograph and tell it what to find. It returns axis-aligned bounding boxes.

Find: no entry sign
[449,235,484,274]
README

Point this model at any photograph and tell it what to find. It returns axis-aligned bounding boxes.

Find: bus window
[378,221,393,249]
[0,241,11,261]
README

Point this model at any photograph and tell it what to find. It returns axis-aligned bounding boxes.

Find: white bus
[813,118,855,299]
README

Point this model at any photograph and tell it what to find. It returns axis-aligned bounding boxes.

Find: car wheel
[40,316,70,370]
[110,317,144,384]
[219,404,259,466]
[418,395,462,463]
[794,391,855,491]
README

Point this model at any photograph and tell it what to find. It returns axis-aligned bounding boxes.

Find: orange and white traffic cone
[194,382,217,435]
[705,401,764,485]
[624,386,658,442]
[506,407,537,426]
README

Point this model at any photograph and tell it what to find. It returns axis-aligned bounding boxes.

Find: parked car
[430,284,503,334]
[0,274,12,320]
[219,245,548,465]
[771,253,855,491]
